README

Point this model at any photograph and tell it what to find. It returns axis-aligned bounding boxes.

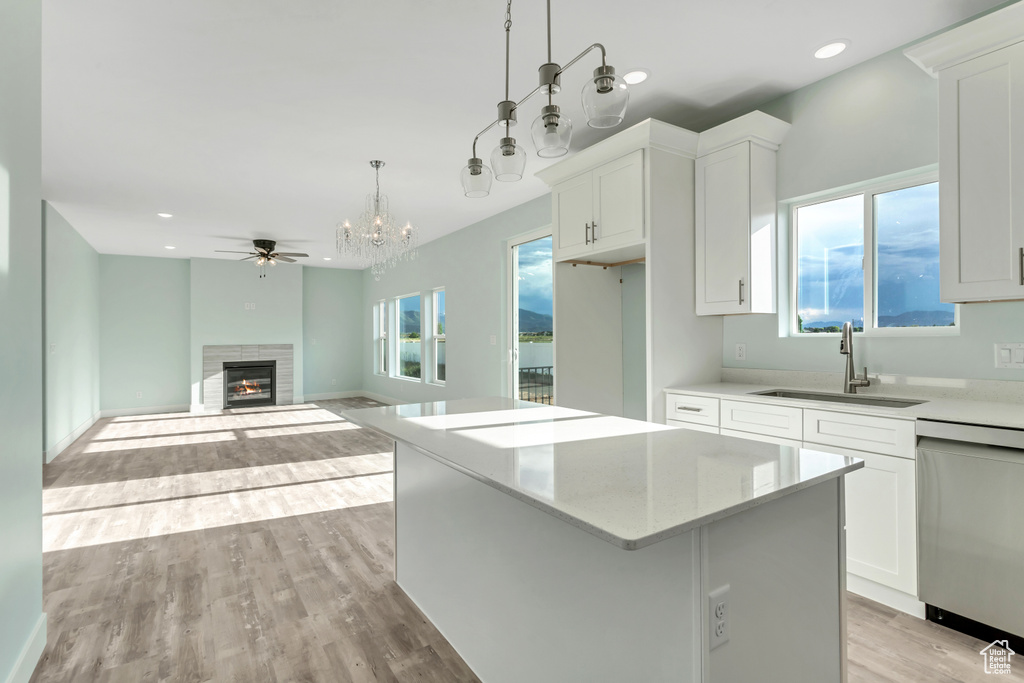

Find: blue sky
[516,236,553,317]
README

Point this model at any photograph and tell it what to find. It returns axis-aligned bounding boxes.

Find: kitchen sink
[749,389,926,409]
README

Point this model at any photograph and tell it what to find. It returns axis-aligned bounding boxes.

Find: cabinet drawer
[665,394,720,427]
[666,419,719,435]
[720,400,802,441]
[803,409,916,459]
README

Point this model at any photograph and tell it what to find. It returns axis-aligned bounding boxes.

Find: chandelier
[461,0,630,198]
[337,160,417,280]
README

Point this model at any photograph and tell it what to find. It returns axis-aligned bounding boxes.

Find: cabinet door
[552,173,593,261]
[804,442,917,595]
[939,42,1024,302]
[592,150,645,252]
[696,142,750,314]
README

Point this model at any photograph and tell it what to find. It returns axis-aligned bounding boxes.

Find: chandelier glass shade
[336,160,417,280]
[460,0,631,198]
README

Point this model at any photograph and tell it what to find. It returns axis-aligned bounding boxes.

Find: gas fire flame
[234,379,262,395]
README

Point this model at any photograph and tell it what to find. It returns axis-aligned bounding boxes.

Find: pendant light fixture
[460,0,630,198]
[337,161,418,280]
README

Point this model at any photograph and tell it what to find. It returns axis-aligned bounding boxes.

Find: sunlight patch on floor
[242,421,362,439]
[43,472,395,552]
[44,452,394,514]
[82,430,238,453]
[98,407,345,439]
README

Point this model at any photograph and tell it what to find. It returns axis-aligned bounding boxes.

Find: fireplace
[223,360,276,409]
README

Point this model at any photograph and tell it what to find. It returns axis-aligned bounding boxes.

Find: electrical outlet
[331,379,336,385]
[49,343,56,354]
[244,302,250,310]
[250,302,256,310]
[312,338,318,345]
[490,335,497,345]
[709,584,730,650]
[136,391,143,399]
[735,343,746,361]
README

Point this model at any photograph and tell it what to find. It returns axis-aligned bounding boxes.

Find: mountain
[399,310,420,333]
[877,310,955,327]
[519,309,553,333]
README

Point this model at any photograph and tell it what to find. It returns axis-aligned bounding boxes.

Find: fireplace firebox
[223,360,276,409]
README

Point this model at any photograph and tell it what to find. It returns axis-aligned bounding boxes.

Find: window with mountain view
[396,294,421,379]
[433,288,445,384]
[793,177,955,334]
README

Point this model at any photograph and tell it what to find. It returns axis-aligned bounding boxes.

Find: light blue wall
[189,258,304,405]
[362,195,551,403]
[44,203,100,458]
[99,255,191,411]
[303,266,363,396]
[621,263,646,420]
[0,0,45,680]
[723,47,1024,381]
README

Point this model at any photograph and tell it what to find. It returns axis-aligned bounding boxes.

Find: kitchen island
[342,397,863,683]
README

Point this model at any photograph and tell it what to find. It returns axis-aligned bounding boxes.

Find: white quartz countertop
[666,382,1024,429]
[341,397,862,550]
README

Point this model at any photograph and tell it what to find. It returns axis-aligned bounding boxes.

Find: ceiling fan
[215,239,309,278]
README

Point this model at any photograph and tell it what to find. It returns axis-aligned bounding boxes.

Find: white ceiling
[42,0,1004,269]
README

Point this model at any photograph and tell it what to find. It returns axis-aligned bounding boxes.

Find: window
[396,294,422,379]
[374,301,387,375]
[792,175,955,335]
[433,288,446,384]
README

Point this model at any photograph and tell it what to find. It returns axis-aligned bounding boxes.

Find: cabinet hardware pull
[585,222,591,245]
[592,221,597,242]
[1019,247,1023,285]
[677,406,703,412]
[738,279,745,305]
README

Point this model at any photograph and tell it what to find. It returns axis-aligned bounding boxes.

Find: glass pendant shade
[461,158,493,198]
[531,105,572,158]
[490,137,527,182]
[582,66,629,129]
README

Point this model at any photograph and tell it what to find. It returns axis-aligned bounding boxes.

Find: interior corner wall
[99,255,191,414]
[361,194,551,404]
[303,266,363,398]
[43,202,100,460]
[189,258,304,407]
[0,1,46,682]
[721,47,1024,381]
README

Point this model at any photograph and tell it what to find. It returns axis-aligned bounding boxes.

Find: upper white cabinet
[694,112,790,315]
[551,150,644,261]
[906,5,1024,303]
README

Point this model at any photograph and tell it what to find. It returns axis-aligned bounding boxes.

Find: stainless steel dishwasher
[917,419,1024,647]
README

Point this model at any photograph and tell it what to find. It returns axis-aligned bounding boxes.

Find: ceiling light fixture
[814,41,848,59]
[164,245,176,250]
[461,0,631,197]
[336,160,417,280]
[157,212,173,218]
[323,257,332,261]
[623,69,649,85]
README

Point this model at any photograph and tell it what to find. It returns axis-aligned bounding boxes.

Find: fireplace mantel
[201,344,294,410]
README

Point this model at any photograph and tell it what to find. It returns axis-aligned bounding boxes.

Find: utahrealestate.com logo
[980,640,1015,675]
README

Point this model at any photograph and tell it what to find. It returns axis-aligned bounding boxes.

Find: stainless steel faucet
[840,321,871,394]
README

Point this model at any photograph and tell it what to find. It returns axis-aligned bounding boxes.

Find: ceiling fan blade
[240,255,259,261]
[274,252,308,257]
[273,255,297,263]
[215,250,256,254]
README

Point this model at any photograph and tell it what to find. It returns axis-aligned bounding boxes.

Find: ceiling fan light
[531,105,572,158]
[490,137,526,182]
[582,65,629,129]
[461,158,493,197]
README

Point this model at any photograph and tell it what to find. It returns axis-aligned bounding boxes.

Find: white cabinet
[905,6,1024,303]
[694,112,789,315]
[550,150,644,262]
[665,393,720,429]
[720,399,802,441]
[803,408,916,458]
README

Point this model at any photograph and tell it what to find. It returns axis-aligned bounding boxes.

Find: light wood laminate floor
[30,399,1021,682]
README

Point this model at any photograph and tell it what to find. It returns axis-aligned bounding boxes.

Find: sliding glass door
[509,232,554,405]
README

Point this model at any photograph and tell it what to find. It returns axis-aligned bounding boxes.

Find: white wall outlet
[312,338,317,345]
[734,343,746,361]
[49,343,56,354]
[331,379,336,385]
[250,302,256,310]
[244,302,250,310]
[490,335,497,345]
[994,343,1024,369]
[136,391,143,399]
[708,584,730,650]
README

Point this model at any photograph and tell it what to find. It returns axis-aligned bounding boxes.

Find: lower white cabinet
[720,400,802,441]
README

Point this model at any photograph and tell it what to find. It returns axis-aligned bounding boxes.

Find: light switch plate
[994,343,1024,369]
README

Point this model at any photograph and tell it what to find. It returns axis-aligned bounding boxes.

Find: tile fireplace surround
[202,344,294,410]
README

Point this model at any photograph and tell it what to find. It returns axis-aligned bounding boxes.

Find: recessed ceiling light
[623,69,649,85]
[814,41,848,59]
[323,257,332,261]
[164,245,176,250]
[157,212,173,218]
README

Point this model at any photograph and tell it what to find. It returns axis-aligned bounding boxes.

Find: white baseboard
[4,612,46,683]
[99,404,190,419]
[46,413,100,463]
[304,390,398,405]
[847,573,926,619]
[293,394,304,404]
